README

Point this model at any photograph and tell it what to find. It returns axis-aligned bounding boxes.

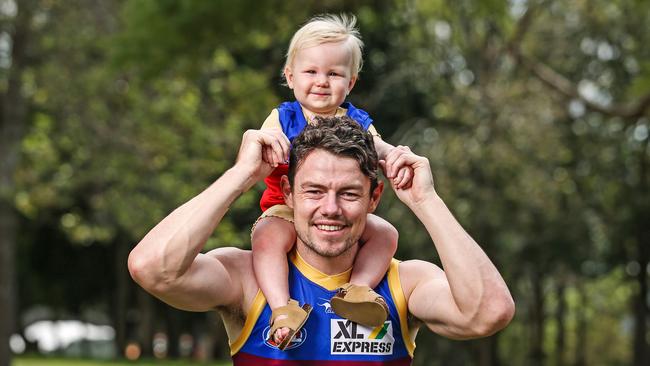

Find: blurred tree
[4,0,649,365]
[0,0,38,365]
[353,0,649,365]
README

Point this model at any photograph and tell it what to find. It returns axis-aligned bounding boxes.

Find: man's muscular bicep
[400,260,476,340]
[152,248,247,312]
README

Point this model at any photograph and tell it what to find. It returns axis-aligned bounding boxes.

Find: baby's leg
[350,213,398,288]
[252,216,296,309]
[251,214,297,345]
[330,214,397,327]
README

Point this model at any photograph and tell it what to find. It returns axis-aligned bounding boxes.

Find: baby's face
[285,41,357,117]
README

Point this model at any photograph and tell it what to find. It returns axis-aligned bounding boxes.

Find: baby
[253,14,412,350]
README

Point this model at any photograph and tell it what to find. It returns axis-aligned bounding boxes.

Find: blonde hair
[283,14,364,78]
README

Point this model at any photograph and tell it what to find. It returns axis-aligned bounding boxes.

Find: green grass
[14,356,232,366]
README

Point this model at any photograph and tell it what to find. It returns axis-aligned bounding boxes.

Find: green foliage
[7,0,649,364]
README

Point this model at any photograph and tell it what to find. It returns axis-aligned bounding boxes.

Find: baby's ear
[284,67,294,89]
[347,74,357,93]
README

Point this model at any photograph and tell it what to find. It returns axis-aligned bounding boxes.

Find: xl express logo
[330,319,394,355]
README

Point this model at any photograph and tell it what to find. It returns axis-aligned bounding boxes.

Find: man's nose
[320,193,341,216]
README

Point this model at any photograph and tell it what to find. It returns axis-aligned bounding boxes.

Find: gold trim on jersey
[229,289,266,356]
[290,250,352,291]
[388,259,416,357]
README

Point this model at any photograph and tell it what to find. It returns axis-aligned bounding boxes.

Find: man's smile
[315,224,344,231]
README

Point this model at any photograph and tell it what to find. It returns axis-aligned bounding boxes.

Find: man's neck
[294,241,358,276]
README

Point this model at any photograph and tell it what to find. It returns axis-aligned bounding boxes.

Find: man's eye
[341,192,359,199]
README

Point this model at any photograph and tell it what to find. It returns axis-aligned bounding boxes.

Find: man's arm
[382,146,515,339]
[128,129,289,311]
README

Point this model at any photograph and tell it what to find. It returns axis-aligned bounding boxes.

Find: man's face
[282,149,382,258]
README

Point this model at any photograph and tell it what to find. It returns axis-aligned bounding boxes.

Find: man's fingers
[262,146,268,163]
[271,139,286,166]
[395,168,407,188]
[266,145,276,166]
[255,128,290,165]
[264,128,290,164]
[402,167,414,189]
[385,145,413,178]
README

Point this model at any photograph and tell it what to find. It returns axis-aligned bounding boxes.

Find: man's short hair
[288,116,379,193]
[283,14,364,79]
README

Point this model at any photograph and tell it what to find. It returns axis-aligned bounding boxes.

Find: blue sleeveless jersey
[230,252,415,365]
[277,101,374,142]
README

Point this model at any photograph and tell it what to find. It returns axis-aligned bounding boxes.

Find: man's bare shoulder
[398,259,443,275]
[397,259,445,299]
[206,247,252,265]
[206,247,256,288]
[206,247,259,309]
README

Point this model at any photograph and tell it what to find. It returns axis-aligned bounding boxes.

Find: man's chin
[309,239,356,258]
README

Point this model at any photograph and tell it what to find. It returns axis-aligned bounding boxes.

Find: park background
[0,0,648,365]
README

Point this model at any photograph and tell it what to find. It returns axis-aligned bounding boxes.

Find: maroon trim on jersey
[233,352,412,366]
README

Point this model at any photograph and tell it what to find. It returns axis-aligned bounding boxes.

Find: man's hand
[235,128,290,190]
[380,146,436,208]
[382,146,414,189]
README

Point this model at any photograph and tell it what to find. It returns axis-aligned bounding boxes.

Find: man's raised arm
[128,129,289,311]
[382,146,515,339]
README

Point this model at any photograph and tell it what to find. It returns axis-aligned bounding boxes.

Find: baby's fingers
[393,168,407,188]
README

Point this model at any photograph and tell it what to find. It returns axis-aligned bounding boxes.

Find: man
[128,117,515,365]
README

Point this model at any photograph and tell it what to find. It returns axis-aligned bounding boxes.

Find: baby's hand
[393,166,414,189]
[262,146,286,167]
[383,146,414,189]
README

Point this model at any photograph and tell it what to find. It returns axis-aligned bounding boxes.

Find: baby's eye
[304,70,316,74]
[329,71,341,77]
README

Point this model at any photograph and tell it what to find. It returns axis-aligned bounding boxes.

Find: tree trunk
[529,270,545,366]
[633,137,649,366]
[165,308,181,358]
[555,279,567,366]
[632,247,648,366]
[135,288,155,358]
[0,204,17,366]
[574,284,587,366]
[113,239,130,358]
[0,2,34,365]
[476,334,500,366]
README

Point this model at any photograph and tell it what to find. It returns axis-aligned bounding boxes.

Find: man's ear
[281,175,294,209]
[284,67,294,89]
[368,181,384,213]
